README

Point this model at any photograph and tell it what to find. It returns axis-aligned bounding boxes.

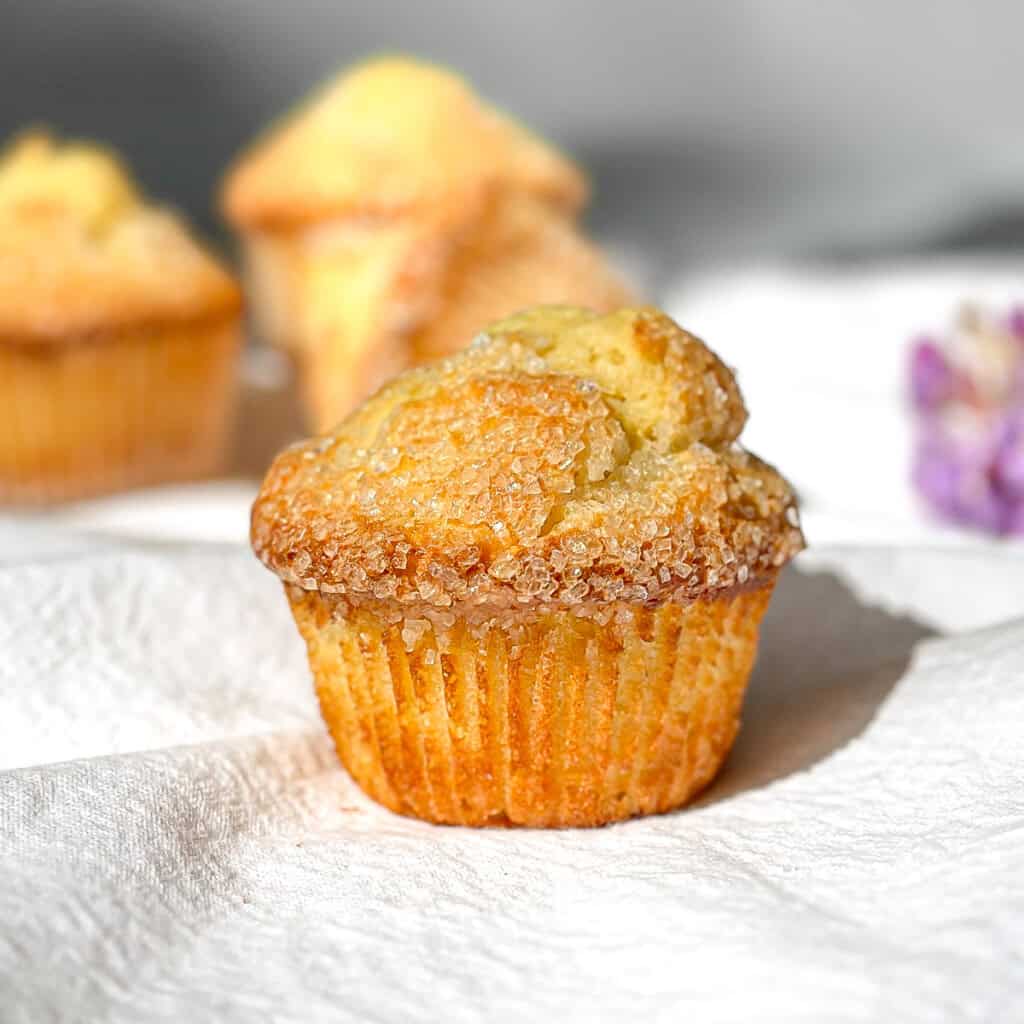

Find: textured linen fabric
[0,541,1021,1023]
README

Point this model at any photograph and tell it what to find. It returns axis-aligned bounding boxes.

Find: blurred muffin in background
[0,132,242,504]
[221,56,634,432]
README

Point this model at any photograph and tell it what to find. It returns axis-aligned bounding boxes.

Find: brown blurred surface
[226,352,307,480]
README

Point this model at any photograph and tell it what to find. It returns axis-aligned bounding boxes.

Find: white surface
[37,479,260,546]
[0,541,1022,1022]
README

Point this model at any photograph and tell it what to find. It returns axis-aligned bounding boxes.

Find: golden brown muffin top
[0,132,240,345]
[252,306,804,615]
[221,56,587,231]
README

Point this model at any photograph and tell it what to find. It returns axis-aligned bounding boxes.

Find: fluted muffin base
[288,583,774,828]
[0,319,240,504]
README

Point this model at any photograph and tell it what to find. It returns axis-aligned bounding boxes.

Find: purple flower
[909,306,1024,536]
[909,339,954,410]
[1008,306,1024,342]
[912,429,963,517]
[912,416,1022,534]
[1004,499,1024,536]
[992,410,1024,500]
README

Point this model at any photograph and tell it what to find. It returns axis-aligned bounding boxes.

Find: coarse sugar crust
[0,132,240,345]
[221,56,586,232]
[251,306,805,614]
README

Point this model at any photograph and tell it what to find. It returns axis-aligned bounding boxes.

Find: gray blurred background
[5,0,1024,290]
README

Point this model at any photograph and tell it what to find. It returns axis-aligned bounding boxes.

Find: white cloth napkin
[1,540,1022,1023]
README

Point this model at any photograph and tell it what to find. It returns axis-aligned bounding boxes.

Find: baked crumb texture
[221,57,634,430]
[0,132,241,502]
[254,306,803,827]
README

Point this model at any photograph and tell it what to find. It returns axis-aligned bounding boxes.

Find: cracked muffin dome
[252,306,804,612]
[0,132,239,344]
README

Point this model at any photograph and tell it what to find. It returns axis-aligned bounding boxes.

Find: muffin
[221,56,634,432]
[252,306,804,827]
[0,131,242,503]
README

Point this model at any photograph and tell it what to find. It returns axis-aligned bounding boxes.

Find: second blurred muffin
[0,132,242,503]
[221,56,634,431]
